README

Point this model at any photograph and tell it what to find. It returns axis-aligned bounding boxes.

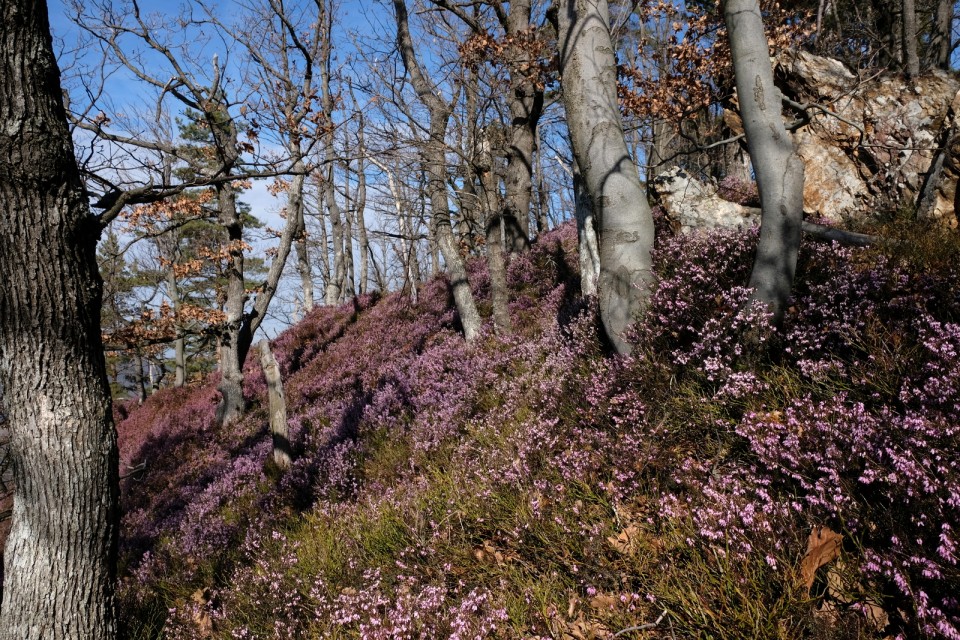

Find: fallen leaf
[607,525,641,556]
[800,526,843,590]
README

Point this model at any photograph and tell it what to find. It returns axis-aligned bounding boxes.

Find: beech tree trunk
[725,0,805,322]
[393,0,481,341]
[552,0,655,355]
[0,0,119,636]
[902,0,920,77]
[573,157,601,296]
[292,157,314,314]
[257,340,291,471]
[934,0,952,69]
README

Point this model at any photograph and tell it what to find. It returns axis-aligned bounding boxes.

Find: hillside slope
[115,221,960,639]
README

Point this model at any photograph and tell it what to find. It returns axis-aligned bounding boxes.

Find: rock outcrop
[718,50,960,227]
[650,168,760,232]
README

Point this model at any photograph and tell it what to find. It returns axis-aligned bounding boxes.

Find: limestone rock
[650,168,760,233]
[720,50,960,224]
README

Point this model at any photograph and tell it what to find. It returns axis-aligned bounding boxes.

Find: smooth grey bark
[349,81,370,295]
[341,169,357,300]
[902,0,920,77]
[725,0,805,323]
[393,0,481,340]
[355,152,370,296]
[295,185,314,313]
[0,0,119,636]
[324,168,345,305]
[257,340,291,471]
[534,124,550,235]
[934,0,952,69]
[572,157,601,296]
[552,0,655,355]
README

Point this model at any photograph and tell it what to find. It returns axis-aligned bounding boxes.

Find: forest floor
[112,218,960,639]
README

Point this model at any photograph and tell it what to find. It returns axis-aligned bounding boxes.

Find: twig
[782,96,866,135]
[613,610,667,637]
[120,460,148,481]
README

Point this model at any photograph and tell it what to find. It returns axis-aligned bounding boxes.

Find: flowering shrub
[113,220,960,639]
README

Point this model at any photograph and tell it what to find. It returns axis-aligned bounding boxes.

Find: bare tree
[71,1,306,424]
[392,0,482,341]
[725,0,805,322]
[0,0,118,635]
[551,0,655,355]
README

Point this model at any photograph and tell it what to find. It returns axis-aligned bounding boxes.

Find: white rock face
[649,168,760,233]
[722,50,960,226]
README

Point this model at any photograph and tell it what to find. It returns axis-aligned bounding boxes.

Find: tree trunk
[902,0,920,77]
[393,0,481,340]
[552,0,655,355]
[349,81,370,295]
[314,174,332,294]
[165,269,187,387]
[427,123,483,340]
[501,0,543,252]
[478,131,512,334]
[341,172,356,299]
[934,0,952,69]
[324,169,345,305]
[0,1,119,636]
[215,181,248,426]
[534,124,550,235]
[257,340,291,471]
[291,158,314,314]
[725,0,805,323]
[573,157,601,296]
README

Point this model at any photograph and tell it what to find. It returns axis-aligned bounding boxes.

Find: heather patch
[115,221,960,639]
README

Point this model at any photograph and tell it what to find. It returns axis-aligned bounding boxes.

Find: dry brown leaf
[800,526,843,590]
[589,593,618,611]
[607,525,641,556]
[191,589,213,638]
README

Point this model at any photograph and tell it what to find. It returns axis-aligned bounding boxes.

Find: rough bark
[257,340,291,471]
[215,180,248,426]
[725,0,805,322]
[393,0,481,340]
[552,0,655,355]
[0,0,119,636]
[500,0,543,252]
[478,131,512,334]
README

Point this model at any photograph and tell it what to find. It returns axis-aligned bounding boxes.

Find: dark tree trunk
[0,0,119,636]
[902,0,920,77]
[933,0,952,69]
[215,181,249,426]
[501,0,543,252]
